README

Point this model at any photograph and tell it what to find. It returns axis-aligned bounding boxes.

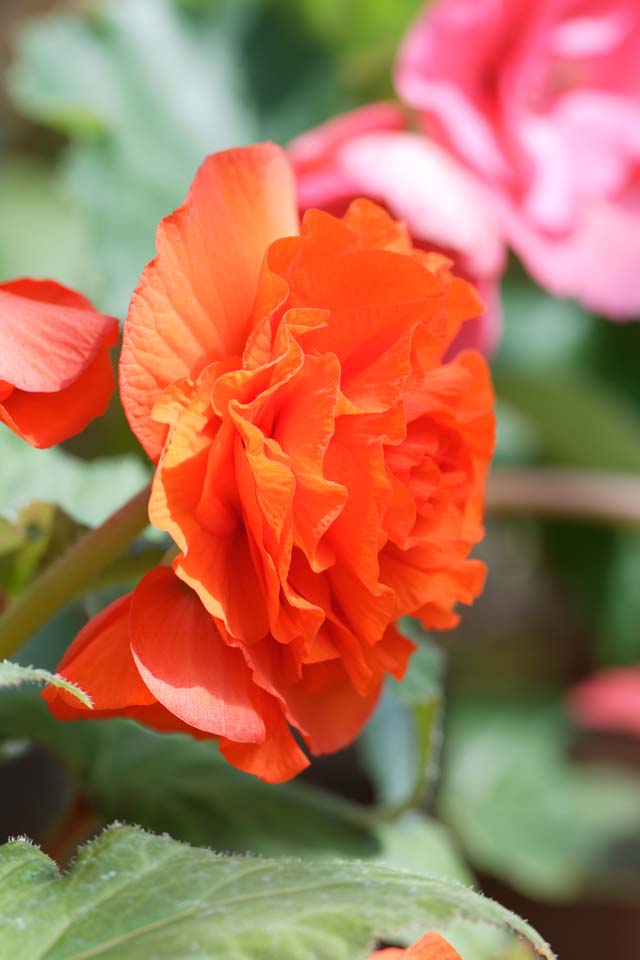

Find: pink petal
[569,667,640,736]
[503,183,640,318]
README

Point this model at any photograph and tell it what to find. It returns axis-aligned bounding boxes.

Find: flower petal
[395,0,514,181]
[406,932,462,960]
[0,336,116,448]
[42,593,155,718]
[503,185,640,318]
[129,566,267,742]
[368,932,462,959]
[0,279,117,392]
[568,667,640,736]
[242,639,383,754]
[120,143,299,460]
[219,692,309,784]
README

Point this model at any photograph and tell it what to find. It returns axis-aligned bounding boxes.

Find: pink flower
[569,667,640,736]
[397,0,640,318]
[290,103,505,354]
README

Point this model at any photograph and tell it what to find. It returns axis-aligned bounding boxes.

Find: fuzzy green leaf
[0,825,554,959]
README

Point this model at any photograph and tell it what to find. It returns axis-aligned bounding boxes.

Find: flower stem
[0,484,151,661]
[487,468,640,527]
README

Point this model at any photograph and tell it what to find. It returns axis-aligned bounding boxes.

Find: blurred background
[1,2,640,958]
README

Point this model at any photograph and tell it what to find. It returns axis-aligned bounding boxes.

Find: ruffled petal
[120,144,299,460]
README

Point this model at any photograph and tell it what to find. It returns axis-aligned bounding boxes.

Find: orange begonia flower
[0,279,118,447]
[367,931,462,959]
[44,143,494,782]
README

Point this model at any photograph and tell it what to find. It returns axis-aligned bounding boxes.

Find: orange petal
[288,663,382,754]
[367,932,462,960]
[0,279,117,392]
[120,143,299,461]
[406,933,462,959]
[243,639,381,754]
[0,279,118,447]
[0,336,116,448]
[219,692,309,784]
[42,593,155,718]
[129,566,267,742]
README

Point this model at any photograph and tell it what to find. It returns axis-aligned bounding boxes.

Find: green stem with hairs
[0,484,152,661]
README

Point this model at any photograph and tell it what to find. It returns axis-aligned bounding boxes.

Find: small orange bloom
[45,143,494,782]
[0,279,118,447]
[367,931,462,959]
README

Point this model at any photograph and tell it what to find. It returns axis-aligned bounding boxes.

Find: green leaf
[359,628,444,810]
[596,529,640,665]
[439,700,640,900]
[494,369,640,472]
[0,431,149,527]
[0,661,91,708]
[372,813,470,884]
[0,159,95,289]
[287,0,426,100]
[0,502,85,599]
[10,0,255,316]
[498,278,597,374]
[0,825,554,959]
[494,275,640,472]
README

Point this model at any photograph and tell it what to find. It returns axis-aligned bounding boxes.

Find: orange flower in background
[0,279,118,447]
[45,143,494,782]
[367,931,462,959]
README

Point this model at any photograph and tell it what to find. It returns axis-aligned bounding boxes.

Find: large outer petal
[128,568,309,782]
[42,591,212,736]
[120,143,299,461]
[129,566,266,742]
[219,691,309,784]
[42,594,156,718]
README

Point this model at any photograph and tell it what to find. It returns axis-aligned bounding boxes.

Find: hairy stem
[0,484,151,660]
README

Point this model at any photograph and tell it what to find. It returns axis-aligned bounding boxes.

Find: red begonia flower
[44,143,494,782]
[367,931,462,959]
[0,279,118,447]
